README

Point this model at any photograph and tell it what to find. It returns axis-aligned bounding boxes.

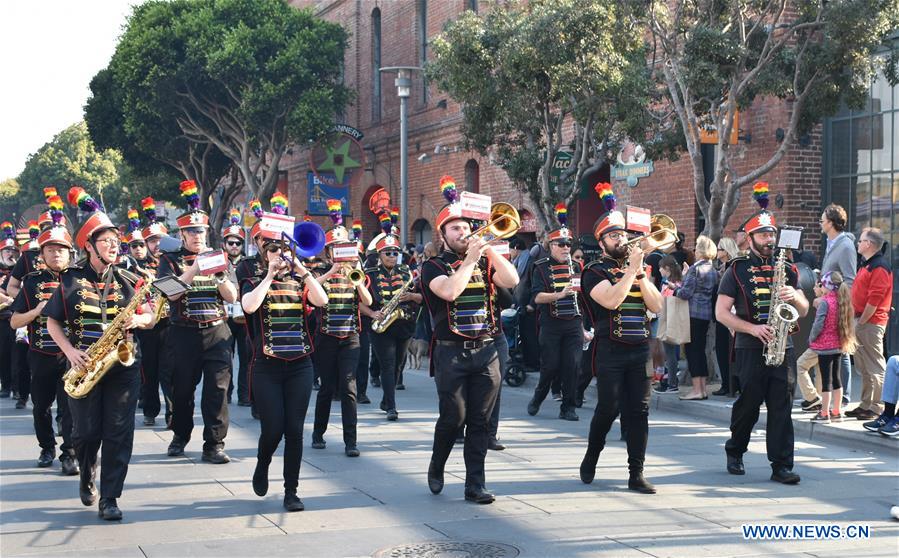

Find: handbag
[659,295,691,345]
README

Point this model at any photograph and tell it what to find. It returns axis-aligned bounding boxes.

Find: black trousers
[519,310,540,369]
[489,334,509,440]
[371,327,413,411]
[685,318,710,378]
[431,341,501,489]
[28,351,74,457]
[14,340,30,400]
[227,318,251,403]
[69,363,140,499]
[312,333,360,446]
[533,321,582,412]
[725,348,795,471]
[356,318,372,396]
[715,321,735,392]
[0,318,14,391]
[137,325,171,420]
[576,344,594,400]
[170,323,232,451]
[252,356,313,491]
[585,343,651,474]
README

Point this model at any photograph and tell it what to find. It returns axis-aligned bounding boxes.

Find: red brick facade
[284,0,825,254]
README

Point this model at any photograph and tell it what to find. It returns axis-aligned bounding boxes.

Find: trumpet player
[362,217,422,421]
[420,177,519,505]
[527,203,584,422]
[311,199,372,457]
[240,210,328,512]
[716,183,808,485]
[159,181,237,464]
[9,198,77,476]
[44,187,154,521]
[579,184,662,494]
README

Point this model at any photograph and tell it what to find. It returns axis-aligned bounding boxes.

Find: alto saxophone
[64,280,153,398]
[372,275,415,334]
[763,248,799,367]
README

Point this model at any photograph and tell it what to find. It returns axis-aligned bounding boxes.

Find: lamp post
[379,66,421,247]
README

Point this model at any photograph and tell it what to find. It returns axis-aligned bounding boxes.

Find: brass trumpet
[465,203,521,241]
[343,264,366,286]
[622,214,677,252]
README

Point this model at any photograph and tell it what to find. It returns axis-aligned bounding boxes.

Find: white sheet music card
[777,227,803,250]
[196,250,228,274]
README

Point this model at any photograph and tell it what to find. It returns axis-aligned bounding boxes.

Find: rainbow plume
[127,208,141,232]
[28,221,39,239]
[594,182,616,212]
[249,199,263,220]
[67,186,101,212]
[229,209,241,225]
[179,180,200,210]
[49,195,65,226]
[2,221,14,239]
[378,211,392,235]
[270,193,288,215]
[440,175,458,204]
[351,219,362,241]
[43,187,58,202]
[752,182,769,209]
[327,199,343,226]
[141,197,157,223]
[554,202,568,226]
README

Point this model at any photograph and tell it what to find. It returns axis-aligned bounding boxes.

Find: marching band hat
[434,175,469,231]
[37,187,67,230]
[324,198,349,245]
[1,222,18,251]
[68,186,116,249]
[592,183,626,239]
[140,197,168,239]
[222,208,245,241]
[124,207,145,244]
[175,180,209,229]
[740,182,777,235]
[547,202,572,242]
[37,194,73,249]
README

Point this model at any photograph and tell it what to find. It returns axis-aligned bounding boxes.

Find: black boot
[579,450,599,484]
[628,473,657,494]
[427,460,444,494]
[60,455,80,476]
[37,448,55,468]
[98,497,123,521]
[283,489,305,512]
[726,454,745,475]
[80,465,97,506]
[253,461,269,497]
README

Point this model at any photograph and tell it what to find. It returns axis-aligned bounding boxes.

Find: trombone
[465,202,521,241]
[622,214,678,252]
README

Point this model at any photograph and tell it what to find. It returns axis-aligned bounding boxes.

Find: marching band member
[222,208,251,407]
[159,180,238,463]
[352,219,375,405]
[362,212,421,421]
[10,221,41,409]
[527,203,584,422]
[579,184,662,494]
[716,183,807,484]
[6,187,65,299]
[0,222,20,399]
[241,201,328,511]
[311,199,372,457]
[44,187,154,520]
[420,176,519,504]
[9,196,78,475]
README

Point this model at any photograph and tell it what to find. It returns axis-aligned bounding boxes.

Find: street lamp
[379,66,421,247]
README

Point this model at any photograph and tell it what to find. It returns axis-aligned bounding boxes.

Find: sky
[0,1,136,180]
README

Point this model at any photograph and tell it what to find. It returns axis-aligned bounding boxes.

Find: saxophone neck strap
[99,265,115,329]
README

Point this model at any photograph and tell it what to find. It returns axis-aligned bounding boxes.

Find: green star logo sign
[316,139,361,184]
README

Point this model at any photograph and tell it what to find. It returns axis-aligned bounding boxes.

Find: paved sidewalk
[1,366,896,557]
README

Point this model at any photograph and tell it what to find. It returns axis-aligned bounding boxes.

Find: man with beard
[527,203,584,422]
[10,197,78,475]
[579,184,662,494]
[45,187,154,520]
[421,176,519,504]
[222,209,251,407]
[0,222,20,398]
[159,181,238,464]
[716,182,808,484]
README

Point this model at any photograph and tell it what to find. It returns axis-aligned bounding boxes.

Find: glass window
[871,174,892,232]
[855,175,872,233]
[831,119,852,176]
[872,111,892,172]
[372,8,382,123]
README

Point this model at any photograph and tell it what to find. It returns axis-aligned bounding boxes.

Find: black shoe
[98,498,123,521]
[15,399,26,409]
[580,451,599,484]
[427,461,444,494]
[201,448,231,464]
[800,396,822,411]
[770,468,800,484]
[386,409,398,421]
[712,388,729,396]
[854,409,878,421]
[379,400,388,412]
[283,490,305,512]
[358,393,371,404]
[167,436,186,457]
[37,448,55,468]
[80,469,97,506]
[559,410,579,421]
[312,379,320,391]
[396,383,405,390]
[237,400,252,407]
[143,416,156,427]
[252,462,269,497]
[628,474,657,494]
[526,397,540,416]
[726,455,745,475]
[844,406,864,417]
[488,438,505,451]
[311,437,326,450]
[345,446,360,457]
[60,456,79,476]
[371,377,381,388]
[575,397,584,408]
[464,486,495,504]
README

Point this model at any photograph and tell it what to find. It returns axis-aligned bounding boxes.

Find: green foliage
[428,0,654,227]
[0,178,21,222]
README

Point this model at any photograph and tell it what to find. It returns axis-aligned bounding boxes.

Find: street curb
[651,393,899,454]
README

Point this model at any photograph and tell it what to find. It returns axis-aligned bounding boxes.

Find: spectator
[735,230,750,255]
[712,237,741,396]
[671,232,691,267]
[807,272,857,423]
[862,355,899,436]
[794,279,826,412]
[653,255,683,394]
[820,203,857,404]
[848,227,893,421]
[675,235,719,400]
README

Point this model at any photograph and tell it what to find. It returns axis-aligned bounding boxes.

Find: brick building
[281,1,896,349]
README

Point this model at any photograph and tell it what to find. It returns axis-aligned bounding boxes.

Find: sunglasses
[554,242,572,248]
[265,245,281,254]
[383,251,399,257]
[226,241,243,247]
[130,242,146,248]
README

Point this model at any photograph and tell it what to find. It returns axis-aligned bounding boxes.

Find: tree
[427,0,656,229]
[0,178,21,223]
[646,0,899,241]
[102,0,352,213]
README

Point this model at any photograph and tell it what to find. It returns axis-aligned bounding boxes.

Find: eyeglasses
[572,256,584,261]
[265,245,281,254]
[604,232,626,241]
[383,251,399,257]
[130,242,146,248]
[554,242,572,248]
[226,241,243,247]
[95,237,121,246]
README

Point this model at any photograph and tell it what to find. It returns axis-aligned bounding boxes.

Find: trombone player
[311,199,372,457]
[420,177,519,505]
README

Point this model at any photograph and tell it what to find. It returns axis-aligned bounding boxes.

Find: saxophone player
[361,215,422,422]
[716,183,808,484]
[44,187,154,521]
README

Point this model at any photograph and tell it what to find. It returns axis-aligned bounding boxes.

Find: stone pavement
[1,366,897,558]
